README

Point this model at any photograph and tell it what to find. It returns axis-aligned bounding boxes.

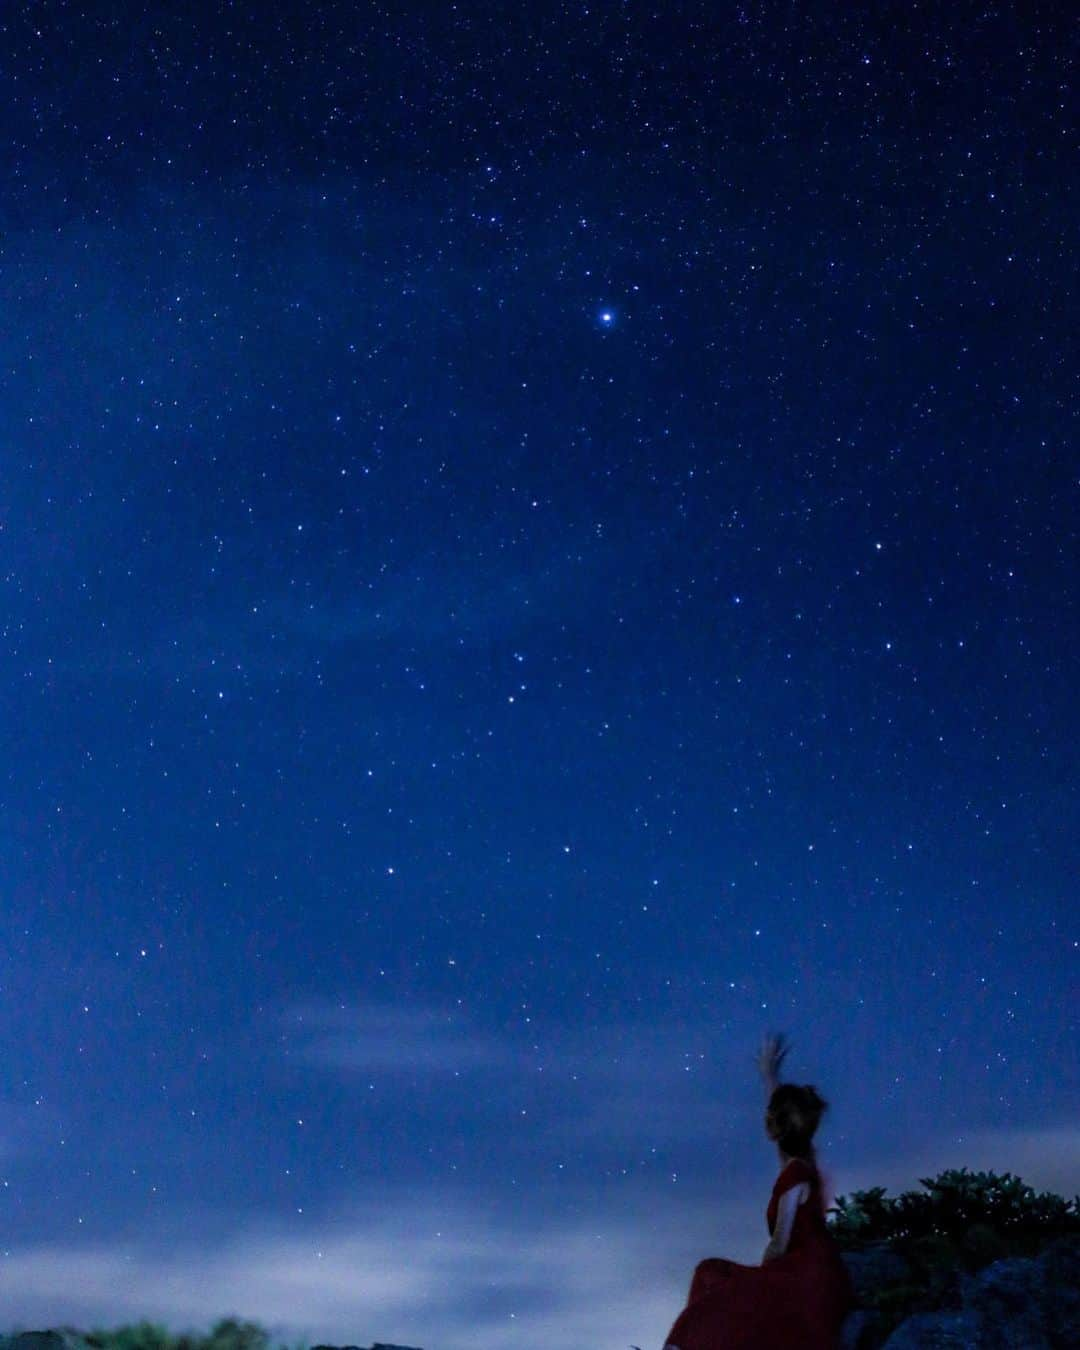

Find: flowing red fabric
[662,1158,854,1350]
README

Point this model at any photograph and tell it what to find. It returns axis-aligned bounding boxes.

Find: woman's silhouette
[661,1032,854,1349]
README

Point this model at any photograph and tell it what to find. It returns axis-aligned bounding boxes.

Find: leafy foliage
[829,1167,1080,1259]
[78,1321,303,1350]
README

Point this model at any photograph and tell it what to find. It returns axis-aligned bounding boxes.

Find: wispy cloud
[259,542,617,647]
[275,997,754,1153]
[55,522,630,688]
[7,999,1066,1350]
[273,997,1080,1203]
[280,1001,511,1076]
[0,1189,704,1350]
[3,1125,1075,1350]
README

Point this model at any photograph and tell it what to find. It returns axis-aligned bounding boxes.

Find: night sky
[1,4,1077,1349]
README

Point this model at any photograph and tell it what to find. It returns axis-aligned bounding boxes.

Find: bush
[829,1167,1080,1260]
[82,1322,298,1350]
[85,1324,177,1350]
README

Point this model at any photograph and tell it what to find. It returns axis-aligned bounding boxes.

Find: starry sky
[1,3,1077,1349]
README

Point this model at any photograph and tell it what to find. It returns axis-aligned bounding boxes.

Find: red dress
[662,1158,854,1350]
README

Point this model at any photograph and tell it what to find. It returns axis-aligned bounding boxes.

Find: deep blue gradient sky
[1,4,1076,1348]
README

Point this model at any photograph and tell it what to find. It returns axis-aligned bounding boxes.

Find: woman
[662,1033,854,1350]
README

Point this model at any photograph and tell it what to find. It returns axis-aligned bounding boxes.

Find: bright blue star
[597,308,616,329]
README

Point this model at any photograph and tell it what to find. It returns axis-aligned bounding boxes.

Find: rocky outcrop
[842,1242,915,1304]
[838,1234,1080,1349]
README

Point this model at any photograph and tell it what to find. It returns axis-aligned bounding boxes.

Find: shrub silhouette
[829,1167,1080,1258]
[80,1321,300,1350]
[85,1323,177,1350]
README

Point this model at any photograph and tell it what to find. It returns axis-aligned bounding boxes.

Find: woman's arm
[757,1031,791,1097]
[761,1183,808,1263]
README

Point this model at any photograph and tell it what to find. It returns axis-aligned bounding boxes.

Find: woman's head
[765,1083,828,1158]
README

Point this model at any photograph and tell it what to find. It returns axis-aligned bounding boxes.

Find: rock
[1040,1235,1080,1349]
[872,1236,1080,1349]
[840,1307,886,1349]
[880,1309,983,1348]
[962,1254,1049,1348]
[842,1244,913,1304]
